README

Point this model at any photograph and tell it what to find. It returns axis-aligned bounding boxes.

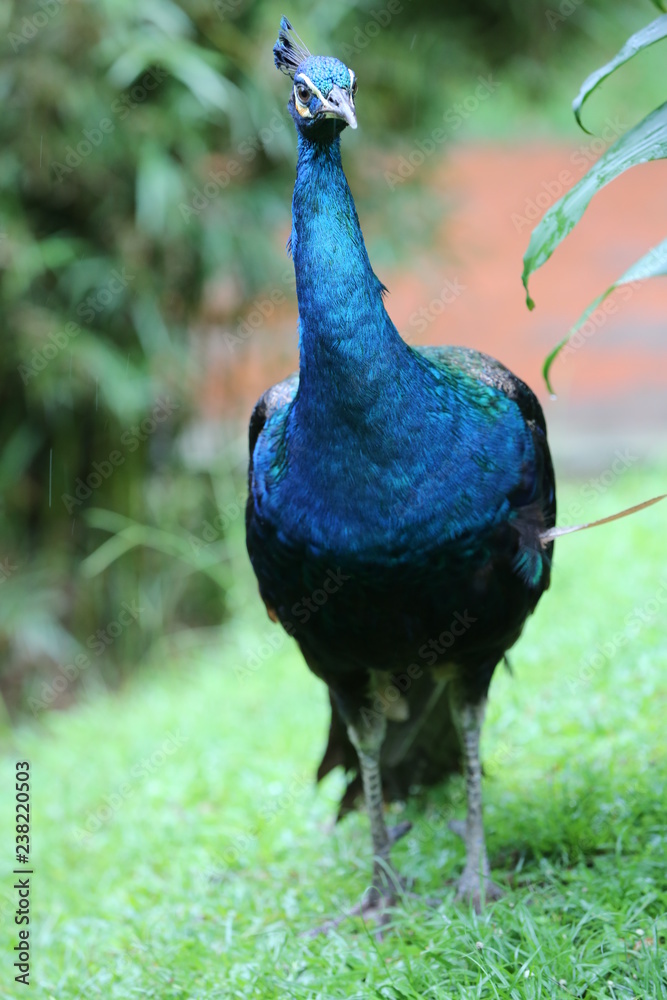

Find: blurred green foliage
[0,0,654,717]
[0,0,264,713]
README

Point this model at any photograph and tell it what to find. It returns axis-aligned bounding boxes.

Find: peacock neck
[290,133,414,424]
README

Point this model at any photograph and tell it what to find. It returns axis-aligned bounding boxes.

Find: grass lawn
[1,467,666,999]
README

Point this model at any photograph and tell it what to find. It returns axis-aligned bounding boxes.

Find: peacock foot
[306,868,443,939]
[306,872,443,937]
[306,824,417,938]
[371,858,412,901]
[369,822,415,901]
[305,871,406,939]
[454,866,504,912]
[449,819,503,911]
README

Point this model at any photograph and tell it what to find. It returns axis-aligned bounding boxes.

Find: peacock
[245,18,559,916]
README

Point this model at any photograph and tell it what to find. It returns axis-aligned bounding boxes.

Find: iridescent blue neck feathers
[290,135,412,420]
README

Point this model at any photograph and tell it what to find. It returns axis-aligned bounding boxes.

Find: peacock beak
[321,84,357,130]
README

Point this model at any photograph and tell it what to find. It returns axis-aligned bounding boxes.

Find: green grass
[1,468,666,999]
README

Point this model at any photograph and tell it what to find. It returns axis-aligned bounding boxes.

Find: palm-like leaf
[523,10,667,389]
[523,102,667,310]
[573,15,667,132]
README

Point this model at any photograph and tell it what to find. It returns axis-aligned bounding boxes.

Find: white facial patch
[293,72,356,126]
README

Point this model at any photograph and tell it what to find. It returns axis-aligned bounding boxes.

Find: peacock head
[274,17,357,139]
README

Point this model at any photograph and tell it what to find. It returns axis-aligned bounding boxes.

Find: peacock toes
[448,685,504,911]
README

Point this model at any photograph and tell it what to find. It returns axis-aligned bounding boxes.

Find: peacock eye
[295,84,311,104]
[350,77,357,97]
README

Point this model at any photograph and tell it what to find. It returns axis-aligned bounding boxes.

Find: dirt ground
[203,143,666,472]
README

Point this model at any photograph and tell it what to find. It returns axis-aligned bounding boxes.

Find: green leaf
[573,15,667,132]
[522,101,667,308]
[82,509,230,588]
[108,38,238,113]
[136,145,185,236]
[543,237,667,393]
[0,424,42,491]
[650,0,667,10]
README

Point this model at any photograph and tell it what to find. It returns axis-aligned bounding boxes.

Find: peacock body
[246,18,556,912]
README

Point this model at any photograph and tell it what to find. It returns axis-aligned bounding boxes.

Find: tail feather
[540,494,665,545]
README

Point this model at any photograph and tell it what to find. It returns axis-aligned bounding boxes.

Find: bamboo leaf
[573,15,667,132]
[82,511,230,588]
[522,101,667,308]
[543,237,667,392]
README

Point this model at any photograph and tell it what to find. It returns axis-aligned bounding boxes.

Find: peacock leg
[449,693,503,910]
[346,711,399,894]
[306,706,410,938]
